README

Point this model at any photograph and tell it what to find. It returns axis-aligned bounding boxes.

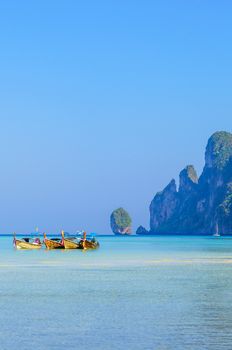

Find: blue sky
[0,0,231,233]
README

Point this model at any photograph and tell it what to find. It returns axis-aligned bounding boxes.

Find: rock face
[110,208,132,235]
[136,226,149,235]
[138,131,232,235]
[149,179,178,232]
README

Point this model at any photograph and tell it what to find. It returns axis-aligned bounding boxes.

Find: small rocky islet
[110,208,132,235]
[111,131,232,235]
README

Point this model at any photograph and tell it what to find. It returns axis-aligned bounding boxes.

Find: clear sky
[0,0,231,233]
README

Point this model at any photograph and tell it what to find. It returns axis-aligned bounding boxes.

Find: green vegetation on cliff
[219,183,232,217]
[110,208,132,235]
[206,131,232,169]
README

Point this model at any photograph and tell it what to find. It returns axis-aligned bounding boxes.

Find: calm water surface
[0,235,232,350]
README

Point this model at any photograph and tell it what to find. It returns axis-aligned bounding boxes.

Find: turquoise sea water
[1,235,232,350]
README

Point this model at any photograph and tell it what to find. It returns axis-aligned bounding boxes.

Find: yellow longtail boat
[80,232,100,250]
[43,232,64,250]
[61,231,82,249]
[13,233,42,250]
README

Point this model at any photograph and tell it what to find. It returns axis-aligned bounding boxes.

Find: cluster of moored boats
[13,231,100,250]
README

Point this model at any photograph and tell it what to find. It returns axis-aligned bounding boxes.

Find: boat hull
[44,238,64,250]
[63,238,82,249]
[81,240,99,250]
[15,239,42,250]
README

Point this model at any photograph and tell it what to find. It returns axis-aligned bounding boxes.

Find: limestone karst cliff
[137,131,232,235]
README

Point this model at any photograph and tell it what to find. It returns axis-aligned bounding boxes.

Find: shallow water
[1,235,232,349]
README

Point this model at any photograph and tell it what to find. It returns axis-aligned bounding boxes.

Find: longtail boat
[13,233,42,250]
[43,232,64,249]
[80,232,100,250]
[61,231,82,249]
